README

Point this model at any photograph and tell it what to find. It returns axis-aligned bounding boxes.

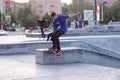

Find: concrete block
[36,47,82,64]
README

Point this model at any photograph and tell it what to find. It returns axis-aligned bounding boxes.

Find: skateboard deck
[47,49,55,54]
[47,49,62,56]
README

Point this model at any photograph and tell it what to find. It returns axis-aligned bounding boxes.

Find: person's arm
[69,12,81,18]
[47,19,56,29]
[48,23,54,29]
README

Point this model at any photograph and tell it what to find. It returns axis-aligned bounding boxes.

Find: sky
[13,0,29,3]
[61,0,72,4]
[13,0,72,4]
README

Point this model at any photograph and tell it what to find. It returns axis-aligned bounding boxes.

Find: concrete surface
[36,47,120,68]
[0,54,120,80]
[0,35,120,80]
[57,35,120,54]
[25,32,88,37]
[36,47,82,64]
[78,36,120,54]
[0,35,120,57]
[25,31,120,38]
[84,25,120,32]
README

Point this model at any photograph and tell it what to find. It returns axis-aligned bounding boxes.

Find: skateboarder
[48,12,81,56]
[47,23,60,41]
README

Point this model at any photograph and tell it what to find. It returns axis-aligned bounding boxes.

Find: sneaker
[49,47,56,51]
[56,49,62,56]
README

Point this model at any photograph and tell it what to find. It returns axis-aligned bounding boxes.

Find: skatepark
[0,25,120,80]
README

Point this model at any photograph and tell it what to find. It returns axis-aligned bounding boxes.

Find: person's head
[50,12,58,19]
[39,16,43,20]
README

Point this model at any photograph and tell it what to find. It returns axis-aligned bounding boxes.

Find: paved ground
[0,35,39,44]
[0,54,120,80]
[1,35,120,44]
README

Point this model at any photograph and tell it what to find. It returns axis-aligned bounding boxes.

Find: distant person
[75,20,78,29]
[38,17,46,38]
[48,12,81,56]
[79,18,83,28]
[28,27,33,33]
[70,20,75,28]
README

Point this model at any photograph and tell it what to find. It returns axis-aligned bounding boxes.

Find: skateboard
[56,52,62,56]
[47,49,55,54]
[47,49,62,56]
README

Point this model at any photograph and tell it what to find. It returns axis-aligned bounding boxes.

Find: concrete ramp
[62,41,120,59]
[80,37,120,54]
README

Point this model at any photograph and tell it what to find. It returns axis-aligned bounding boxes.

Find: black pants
[47,32,53,41]
[51,30,64,50]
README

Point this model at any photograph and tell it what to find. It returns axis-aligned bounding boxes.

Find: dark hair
[50,12,56,17]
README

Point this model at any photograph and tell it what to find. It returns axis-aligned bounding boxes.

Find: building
[15,2,27,12]
[0,0,5,13]
[4,0,27,13]
[5,0,15,12]
[29,0,62,16]
[62,2,67,7]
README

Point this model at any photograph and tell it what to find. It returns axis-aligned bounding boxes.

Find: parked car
[0,30,8,36]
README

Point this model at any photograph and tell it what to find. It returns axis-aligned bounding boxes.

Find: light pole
[101,0,107,21]
[0,0,4,30]
[94,0,97,25]
[77,0,80,20]
[101,3,104,21]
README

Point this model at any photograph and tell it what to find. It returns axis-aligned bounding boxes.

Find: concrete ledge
[81,49,120,68]
[36,47,120,68]
[1,40,120,59]
[26,31,120,38]
[25,32,86,38]
[108,21,120,25]
[36,47,82,64]
[0,40,77,55]
[0,42,51,55]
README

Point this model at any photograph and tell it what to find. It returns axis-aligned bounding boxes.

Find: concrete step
[25,31,120,38]
[25,32,86,37]
[36,47,120,68]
